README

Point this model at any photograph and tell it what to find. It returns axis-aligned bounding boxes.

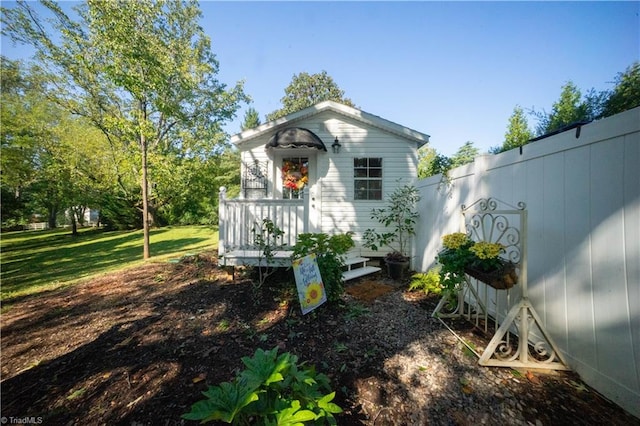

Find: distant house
[65,208,100,227]
[219,101,429,274]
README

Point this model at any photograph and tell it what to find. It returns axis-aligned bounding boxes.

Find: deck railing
[218,187,309,258]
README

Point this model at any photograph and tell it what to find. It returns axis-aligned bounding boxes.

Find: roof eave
[230,100,430,147]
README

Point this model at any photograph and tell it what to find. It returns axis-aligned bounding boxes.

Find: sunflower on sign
[303,282,325,307]
[292,253,327,314]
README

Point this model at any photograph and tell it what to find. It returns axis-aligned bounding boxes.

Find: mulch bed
[345,280,395,302]
[1,253,638,425]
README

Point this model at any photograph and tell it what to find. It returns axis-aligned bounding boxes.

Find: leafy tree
[1,58,118,231]
[266,70,354,121]
[3,0,246,258]
[531,64,639,138]
[1,58,36,225]
[52,115,112,233]
[1,59,65,228]
[159,149,240,226]
[537,82,584,135]
[417,145,451,178]
[416,142,477,179]
[28,146,66,230]
[601,62,640,117]
[240,106,261,131]
[450,141,479,168]
[417,146,436,179]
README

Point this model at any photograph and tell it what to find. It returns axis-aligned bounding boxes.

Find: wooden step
[344,256,370,267]
[342,266,381,281]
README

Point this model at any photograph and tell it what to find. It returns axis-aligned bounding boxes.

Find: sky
[2,1,639,156]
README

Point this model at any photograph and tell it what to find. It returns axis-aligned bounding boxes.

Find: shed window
[354,158,382,200]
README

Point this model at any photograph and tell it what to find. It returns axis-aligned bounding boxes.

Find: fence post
[218,187,227,259]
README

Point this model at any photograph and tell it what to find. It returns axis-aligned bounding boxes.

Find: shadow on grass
[1,227,214,302]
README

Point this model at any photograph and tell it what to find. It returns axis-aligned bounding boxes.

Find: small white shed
[219,101,429,266]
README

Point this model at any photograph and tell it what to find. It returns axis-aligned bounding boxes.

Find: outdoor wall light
[331,137,341,154]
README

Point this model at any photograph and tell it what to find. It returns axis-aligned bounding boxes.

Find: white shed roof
[230,101,430,147]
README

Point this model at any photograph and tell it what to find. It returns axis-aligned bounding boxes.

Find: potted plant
[363,184,420,280]
[436,232,518,293]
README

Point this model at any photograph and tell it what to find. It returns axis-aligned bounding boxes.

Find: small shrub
[408,269,443,296]
[362,183,420,261]
[251,219,285,303]
[292,232,354,302]
[182,347,342,425]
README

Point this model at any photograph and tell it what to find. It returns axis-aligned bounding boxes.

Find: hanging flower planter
[436,233,519,292]
[464,260,518,290]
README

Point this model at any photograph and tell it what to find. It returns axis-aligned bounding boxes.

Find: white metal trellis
[433,197,569,371]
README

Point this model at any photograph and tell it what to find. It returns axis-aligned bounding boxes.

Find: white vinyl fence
[413,107,640,418]
[26,222,49,231]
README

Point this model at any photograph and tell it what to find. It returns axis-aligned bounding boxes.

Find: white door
[276,153,321,233]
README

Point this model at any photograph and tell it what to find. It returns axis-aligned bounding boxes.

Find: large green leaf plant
[183,347,342,425]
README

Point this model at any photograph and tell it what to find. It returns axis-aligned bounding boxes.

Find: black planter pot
[386,259,410,280]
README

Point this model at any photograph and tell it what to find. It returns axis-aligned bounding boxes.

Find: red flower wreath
[282,161,308,190]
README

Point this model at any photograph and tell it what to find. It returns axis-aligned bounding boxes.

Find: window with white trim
[354,158,382,200]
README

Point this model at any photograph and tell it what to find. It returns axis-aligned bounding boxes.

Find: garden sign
[292,253,327,314]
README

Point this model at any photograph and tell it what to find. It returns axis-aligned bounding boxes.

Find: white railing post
[218,186,227,259]
[303,187,310,233]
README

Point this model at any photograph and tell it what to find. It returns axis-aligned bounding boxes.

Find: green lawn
[0,226,218,302]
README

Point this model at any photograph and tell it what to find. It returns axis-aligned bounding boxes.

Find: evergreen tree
[500,106,533,152]
[450,141,479,168]
[240,106,261,131]
[537,81,587,135]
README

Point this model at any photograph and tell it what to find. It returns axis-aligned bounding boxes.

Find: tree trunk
[47,206,57,230]
[76,206,87,227]
[70,213,78,236]
[141,133,151,259]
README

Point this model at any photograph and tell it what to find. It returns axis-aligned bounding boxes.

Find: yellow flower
[469,241,504,259]
[304,282,324,306]
[442,233,471,250]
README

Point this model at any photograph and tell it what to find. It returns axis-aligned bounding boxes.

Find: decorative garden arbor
[433,198,569,371]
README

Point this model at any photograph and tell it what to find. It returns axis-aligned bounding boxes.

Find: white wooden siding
[315,113,419,256]
[414,107,640,419]
[239,110,420,256]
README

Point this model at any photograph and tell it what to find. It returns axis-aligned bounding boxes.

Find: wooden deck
[219,250,294,267]
[218,188,380,281]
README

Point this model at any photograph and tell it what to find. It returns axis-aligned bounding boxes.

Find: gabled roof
[231,100,430,147]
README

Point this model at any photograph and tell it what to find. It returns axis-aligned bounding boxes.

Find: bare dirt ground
[1,253,638,425]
